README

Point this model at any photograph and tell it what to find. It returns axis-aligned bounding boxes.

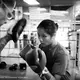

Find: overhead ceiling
[15,0,78,12]
[16,0,77,6]
[0,0,78,11]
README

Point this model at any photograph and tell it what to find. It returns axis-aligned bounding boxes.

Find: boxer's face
[37,28,53,47]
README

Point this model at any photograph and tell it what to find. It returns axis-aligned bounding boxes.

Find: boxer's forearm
[40,70,56,80]
[0,34,12,53]
[40,73,56,80]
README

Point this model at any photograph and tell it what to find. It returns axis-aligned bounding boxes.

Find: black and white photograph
[0,0,80,80]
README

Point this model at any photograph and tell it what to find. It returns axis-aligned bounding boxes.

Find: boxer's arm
[40,67,56,80]
[0,34,12,53]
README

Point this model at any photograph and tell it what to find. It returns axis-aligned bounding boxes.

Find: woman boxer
[20,19,70,80]
[37,19,70,80]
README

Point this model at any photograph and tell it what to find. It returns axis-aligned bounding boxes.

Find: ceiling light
[57,20,62,22]
[23,0,39,5]
[37,8,46,11]
[50,10,68,16]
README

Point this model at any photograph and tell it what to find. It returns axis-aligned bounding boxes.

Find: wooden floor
[0,65,41,80]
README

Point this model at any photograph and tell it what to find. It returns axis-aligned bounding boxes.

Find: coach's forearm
[0,34,12,53]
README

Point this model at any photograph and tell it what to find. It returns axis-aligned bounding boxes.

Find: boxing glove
[19,45,47,75]
[9,63,18,71]
[19,63,27,70]
[0,61,7,69]
[7,18,27,42]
